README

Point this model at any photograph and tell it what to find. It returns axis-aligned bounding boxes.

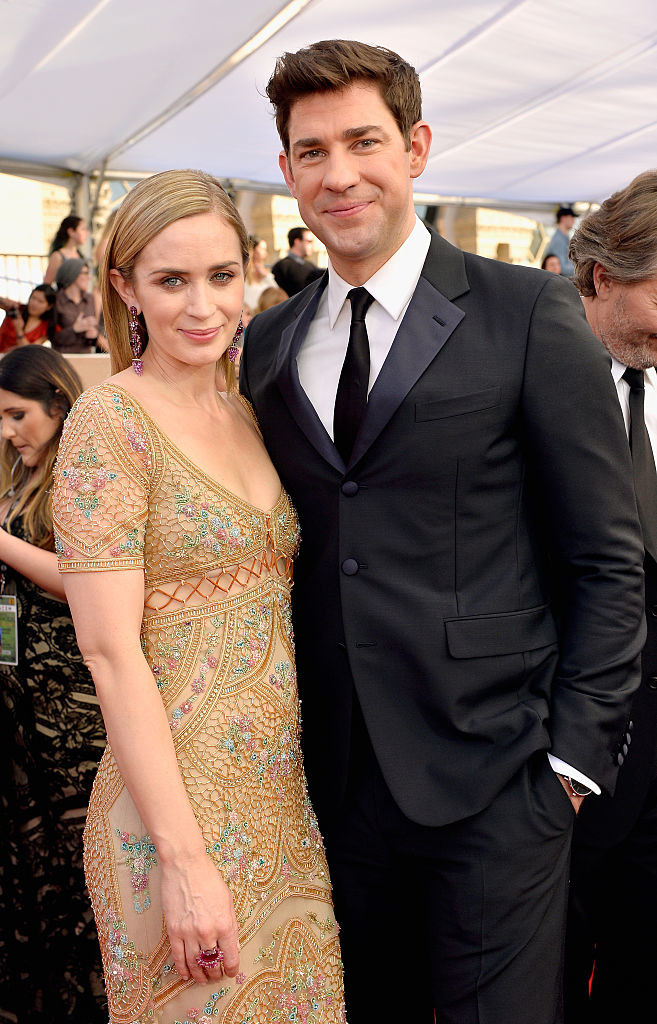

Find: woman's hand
[73,311,92,333]
[13,311,26,343]
[160,852,240,984]
[83,314,99,339]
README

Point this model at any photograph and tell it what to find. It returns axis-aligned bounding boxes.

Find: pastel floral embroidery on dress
[54,535,74,559]
[206,804,253,890]
[306,912,337,941]
[169,619,222,729]
[276,590,295,645]
[148,620,192,693]
[253,929,281,964]
[99,894,143,1000]
[166,485,256,559]
[117,832,157,913]
[301,796,322,856]
[111,392,152,470]
[218,712,298,803]
[109,527,145,558]
[268,660,296,705]
[233,599,272,677]
[270,940,343,1024]
[173,988,230,1022]
[276,506,301,558]
[60,434,118,518]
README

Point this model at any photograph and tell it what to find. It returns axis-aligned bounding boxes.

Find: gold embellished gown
[52,384,345,1024]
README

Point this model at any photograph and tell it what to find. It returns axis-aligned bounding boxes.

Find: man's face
[279,82,431,283]
[559,214,576,232]
[294,231,314,258]
[596,275,657,369]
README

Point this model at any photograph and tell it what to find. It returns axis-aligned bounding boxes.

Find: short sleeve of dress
[52,386,152,573]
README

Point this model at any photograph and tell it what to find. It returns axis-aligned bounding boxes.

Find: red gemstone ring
[196,946,224,969]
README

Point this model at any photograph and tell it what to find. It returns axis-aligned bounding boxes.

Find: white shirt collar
[611,356,657,391]
[326,217,431,329]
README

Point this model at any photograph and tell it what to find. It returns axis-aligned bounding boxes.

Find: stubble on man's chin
[599,299,657,370]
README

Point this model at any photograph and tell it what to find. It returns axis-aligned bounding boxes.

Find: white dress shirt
[296,213,596,793]
[297,216,431,438]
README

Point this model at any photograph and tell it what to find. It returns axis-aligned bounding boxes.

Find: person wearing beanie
[545,205,578,278]
[53,258,100,352]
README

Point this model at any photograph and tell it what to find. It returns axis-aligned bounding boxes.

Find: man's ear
[409,121,432,180]
[279,150,298,199]
[108,268,138,310]
[592,262,614,300]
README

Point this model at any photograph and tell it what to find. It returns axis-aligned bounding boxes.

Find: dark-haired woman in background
[0,347,107,1024]
[43,215,88,286]
[0,285,56,352]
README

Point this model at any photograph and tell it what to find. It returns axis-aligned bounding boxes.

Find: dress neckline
[104,383,285,519]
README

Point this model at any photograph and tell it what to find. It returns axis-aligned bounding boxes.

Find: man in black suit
[271,226,323,296]
[240,40,645,1024]
[565,170,657,1023]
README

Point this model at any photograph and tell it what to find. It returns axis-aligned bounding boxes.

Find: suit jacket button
[341,480,359,496]
[341,558,359,576]
[617,752,625,766]
[622,743,628,756]
[648,677,657,691]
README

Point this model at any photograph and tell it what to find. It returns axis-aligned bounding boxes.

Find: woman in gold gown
[51,170,345,1024]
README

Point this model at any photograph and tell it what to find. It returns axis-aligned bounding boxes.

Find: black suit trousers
[323,705,574,1024]
[564,772,657,1024]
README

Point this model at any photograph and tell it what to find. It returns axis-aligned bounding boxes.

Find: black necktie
[333,287,375,463]
[623,367,657,560]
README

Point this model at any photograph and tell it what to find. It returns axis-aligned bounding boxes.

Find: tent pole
[72,173,93,260]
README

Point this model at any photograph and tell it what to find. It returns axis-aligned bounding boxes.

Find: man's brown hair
[570,169,657,296]
[266,39,422,154]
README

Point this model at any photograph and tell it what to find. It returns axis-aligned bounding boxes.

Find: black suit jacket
[241,228,645,828]
[271,255,323,297]
[575,552,657,847]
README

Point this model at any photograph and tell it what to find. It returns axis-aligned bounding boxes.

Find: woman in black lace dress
[0,347,107,1024]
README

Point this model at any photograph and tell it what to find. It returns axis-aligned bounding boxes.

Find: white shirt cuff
[547,753,601,795]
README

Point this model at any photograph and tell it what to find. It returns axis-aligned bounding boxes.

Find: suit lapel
[273,275,346,473]
[348,230,469,470]
[272,229,471,475]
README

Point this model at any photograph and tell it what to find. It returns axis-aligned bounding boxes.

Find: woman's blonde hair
[245,237,263,287]
[0,347,82,548]
[100,170,250,389]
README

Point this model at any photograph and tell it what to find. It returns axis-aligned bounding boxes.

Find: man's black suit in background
[244,40,645,1024]
[564,172,657,1023]
[271,253,323,297]
[565,553,657,1022]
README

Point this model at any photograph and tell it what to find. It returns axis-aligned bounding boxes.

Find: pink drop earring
[228,316,244,363]
[128,305,144,375]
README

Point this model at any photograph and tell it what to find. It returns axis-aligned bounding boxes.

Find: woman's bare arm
[64,567,240,983]
[0,529,66,598]
[43,251,63,286]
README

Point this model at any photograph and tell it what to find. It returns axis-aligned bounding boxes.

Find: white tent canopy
[1,0,656,205]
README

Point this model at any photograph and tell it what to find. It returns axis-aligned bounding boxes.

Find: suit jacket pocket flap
[415,386,501,421]
[445,605,557,658]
